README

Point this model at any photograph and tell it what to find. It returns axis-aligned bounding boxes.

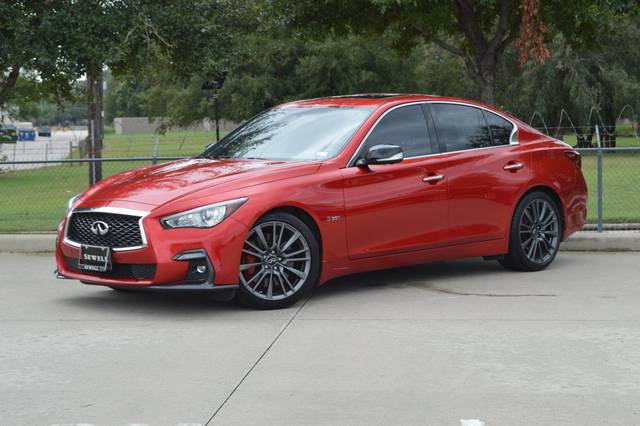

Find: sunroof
[332,93,403,99]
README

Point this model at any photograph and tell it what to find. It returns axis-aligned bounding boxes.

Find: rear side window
[364,104,432,157]
[483,110,513,146]
[430,104,492,152]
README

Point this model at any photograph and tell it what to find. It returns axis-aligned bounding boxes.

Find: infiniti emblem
[90,221,110,236]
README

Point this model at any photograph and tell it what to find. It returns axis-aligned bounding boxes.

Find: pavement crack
[204,295,311,425]
[431,288,556,297]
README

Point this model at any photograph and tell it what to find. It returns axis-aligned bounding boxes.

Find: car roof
[284,93,505,109]
[279,93,528,128]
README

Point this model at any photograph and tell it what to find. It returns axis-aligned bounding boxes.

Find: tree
[0,1,76,108]
[274,0,637,105]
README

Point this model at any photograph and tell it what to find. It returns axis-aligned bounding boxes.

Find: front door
[342,104,449,259]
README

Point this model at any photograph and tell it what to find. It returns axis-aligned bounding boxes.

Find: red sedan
[56,94,587,309]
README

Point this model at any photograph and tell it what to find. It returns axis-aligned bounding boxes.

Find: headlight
[161,197,248,229]
[67,194,80,211]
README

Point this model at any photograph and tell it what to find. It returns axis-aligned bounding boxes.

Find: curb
[0,234,56,253]
[559,231,640,252]
[1,231,640,254]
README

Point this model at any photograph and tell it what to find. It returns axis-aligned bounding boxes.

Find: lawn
[1,131,639,232]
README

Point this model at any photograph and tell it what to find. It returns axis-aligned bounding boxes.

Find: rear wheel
[236,212,320,309]
[499,191,561,271]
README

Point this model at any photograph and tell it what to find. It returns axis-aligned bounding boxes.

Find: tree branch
[433,38,466,58]
[487,0,512,53]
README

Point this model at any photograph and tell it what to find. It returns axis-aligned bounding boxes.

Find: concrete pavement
[1,252,640,425]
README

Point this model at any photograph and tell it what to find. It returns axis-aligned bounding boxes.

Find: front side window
[430,104,492,152]
[201,106,373,161]
[363,104,432,158]
[483,110,514,146]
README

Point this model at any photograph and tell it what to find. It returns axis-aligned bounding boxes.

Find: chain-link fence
[1,144,639,233]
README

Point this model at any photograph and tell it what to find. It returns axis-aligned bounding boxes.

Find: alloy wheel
[519,199,560,264]
[239,221,312,301]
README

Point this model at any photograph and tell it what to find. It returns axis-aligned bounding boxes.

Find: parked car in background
[55,94,588,309]
[37,126,52,137]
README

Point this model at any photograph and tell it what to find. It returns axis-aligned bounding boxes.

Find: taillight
[565,150,581,169]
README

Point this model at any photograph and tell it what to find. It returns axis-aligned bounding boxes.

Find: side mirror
[356,144,403,167]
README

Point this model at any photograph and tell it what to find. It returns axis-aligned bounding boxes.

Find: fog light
[173,249,214,284]
[186,259,209,283]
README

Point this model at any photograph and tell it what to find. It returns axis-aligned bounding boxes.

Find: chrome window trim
[345,100,519,167]
[63,206,149,252]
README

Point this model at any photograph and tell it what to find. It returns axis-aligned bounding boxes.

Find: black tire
[236,212,321,309]
[499,191,562,272]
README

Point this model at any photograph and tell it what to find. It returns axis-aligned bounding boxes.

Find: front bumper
[55,206,250,288]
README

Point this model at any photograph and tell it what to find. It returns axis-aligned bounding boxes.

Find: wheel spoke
[277,222,285,248]
[281,270,294,290]
[275,272,288,294]
[283,257,311,263]
[245,240,265,255]
[255,226,269,250]
[244,269,264,289]
[281,231,301,252]
[283,264,306,279]
[527,238,537,259]
[271,222,278,249]
[538,202,548,223]
[524,207,535,225]
[284,247,309,258]
[240,262,261,271]
[266,272,273,299]
[242,248,263,259]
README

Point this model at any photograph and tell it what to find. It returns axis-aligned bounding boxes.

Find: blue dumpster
[18,128,36,141]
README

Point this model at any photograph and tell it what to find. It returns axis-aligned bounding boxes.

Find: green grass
[100,130,219,157]
[1,131,639,232]
[561,135,640,148]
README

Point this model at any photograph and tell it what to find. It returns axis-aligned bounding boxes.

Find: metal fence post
[152,135,159,165]
[595,125,603,233]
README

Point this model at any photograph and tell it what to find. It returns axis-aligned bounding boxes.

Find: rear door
[341,103,449,259]
[428,102,530,245]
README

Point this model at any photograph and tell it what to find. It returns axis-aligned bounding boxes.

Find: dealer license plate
[78,245,112,272]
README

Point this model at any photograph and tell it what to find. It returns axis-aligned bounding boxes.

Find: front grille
[64,256,156,280]
[67,212,144,248]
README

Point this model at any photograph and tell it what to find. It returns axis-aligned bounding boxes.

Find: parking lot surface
[1,252,639,425]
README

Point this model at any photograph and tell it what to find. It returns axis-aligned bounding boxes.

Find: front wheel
[236,212,320,309]
[499,191,562,272]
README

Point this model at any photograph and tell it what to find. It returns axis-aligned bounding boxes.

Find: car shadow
[313,255,576,299]
[56,255,577,313]
[56,287,248,317]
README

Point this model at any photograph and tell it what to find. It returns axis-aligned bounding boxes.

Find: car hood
[81,158,321,207]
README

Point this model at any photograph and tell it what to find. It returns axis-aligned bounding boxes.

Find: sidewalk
[1,231,639,253]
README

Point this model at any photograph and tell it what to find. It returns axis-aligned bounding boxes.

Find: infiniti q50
[55,94,587,309]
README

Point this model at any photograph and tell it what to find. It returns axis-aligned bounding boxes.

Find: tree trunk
[478,68,497,105]
[87,68,104,184]
[0,66,20,107]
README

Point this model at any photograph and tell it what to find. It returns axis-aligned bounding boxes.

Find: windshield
[201,105,373,161]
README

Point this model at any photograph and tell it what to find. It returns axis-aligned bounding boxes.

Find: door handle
[422,174,445,184]
[503,161,523,171]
